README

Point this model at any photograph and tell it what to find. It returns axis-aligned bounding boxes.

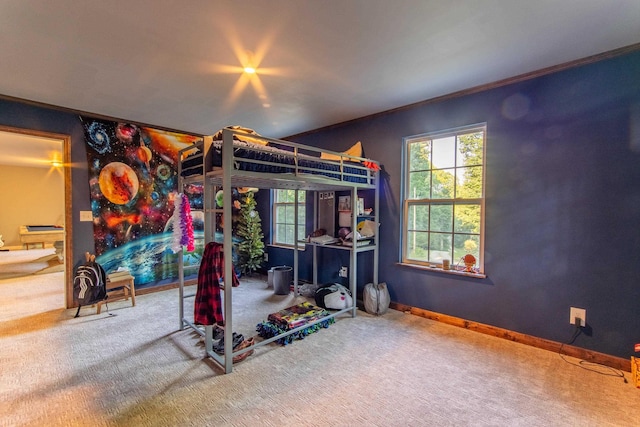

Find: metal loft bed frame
[177,127,380,374]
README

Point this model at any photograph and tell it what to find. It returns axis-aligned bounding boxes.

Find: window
[402,124,485,273]
[273,189,306,246]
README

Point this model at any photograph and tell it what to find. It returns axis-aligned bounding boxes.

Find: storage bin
[272,266,292,295]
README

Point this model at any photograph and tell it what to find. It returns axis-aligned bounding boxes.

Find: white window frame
[401,124,486,275]
[272,189,306,248]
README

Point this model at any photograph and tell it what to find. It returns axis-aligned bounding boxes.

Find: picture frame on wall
[338,195,351,212]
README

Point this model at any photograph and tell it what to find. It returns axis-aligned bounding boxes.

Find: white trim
[401,124,487,274]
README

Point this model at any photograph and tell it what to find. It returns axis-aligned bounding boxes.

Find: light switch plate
[79,211,93,222]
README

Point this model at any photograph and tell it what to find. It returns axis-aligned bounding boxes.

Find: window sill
[397,262,486,279]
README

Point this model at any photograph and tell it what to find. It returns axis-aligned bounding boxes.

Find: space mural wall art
[81,117,204,288]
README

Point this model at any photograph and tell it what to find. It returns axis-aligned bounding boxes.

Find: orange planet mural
[98,162,140,205]
[137,145,152,170]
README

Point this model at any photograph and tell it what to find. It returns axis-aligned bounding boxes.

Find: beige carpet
[0,275,638,426]
[0,248,64,279]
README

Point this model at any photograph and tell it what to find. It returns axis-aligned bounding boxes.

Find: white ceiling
[0,0,639,166]
[0,130,63,168]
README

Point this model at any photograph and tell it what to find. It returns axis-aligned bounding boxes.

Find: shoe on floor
[212,324,224,341]
[212,332,244,355]
[232,337,255,363]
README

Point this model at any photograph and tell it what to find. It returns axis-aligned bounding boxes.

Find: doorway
[0,125,73,311]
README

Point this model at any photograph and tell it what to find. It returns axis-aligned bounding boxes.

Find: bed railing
[178,128,380,188]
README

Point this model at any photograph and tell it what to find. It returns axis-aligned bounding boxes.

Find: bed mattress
[181,139,369,183]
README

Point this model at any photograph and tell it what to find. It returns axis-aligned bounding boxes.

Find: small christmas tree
[236,191,265,275]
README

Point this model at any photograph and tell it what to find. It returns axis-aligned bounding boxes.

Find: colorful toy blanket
[256,301,335,345]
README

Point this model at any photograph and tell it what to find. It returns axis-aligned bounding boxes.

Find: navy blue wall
[255,189,314,278]
[284,51,640,359]
[257,187,377,290]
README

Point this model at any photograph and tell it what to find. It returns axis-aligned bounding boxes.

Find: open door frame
[0,125,74,308]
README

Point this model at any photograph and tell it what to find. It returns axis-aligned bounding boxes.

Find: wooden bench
[96,275,136,314]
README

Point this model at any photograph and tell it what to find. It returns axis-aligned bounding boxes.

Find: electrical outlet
[570,307,586,327]
[339,266,348,278]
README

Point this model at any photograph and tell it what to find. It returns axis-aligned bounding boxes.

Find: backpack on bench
[73,252,107,317]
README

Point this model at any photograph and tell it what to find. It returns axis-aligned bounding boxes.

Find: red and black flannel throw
[194,242,239,325]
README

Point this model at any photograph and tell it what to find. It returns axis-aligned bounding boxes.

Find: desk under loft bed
[177,127,380,374]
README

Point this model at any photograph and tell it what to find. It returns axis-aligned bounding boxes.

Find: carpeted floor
[0,275,639,426]
[0,248,64,279]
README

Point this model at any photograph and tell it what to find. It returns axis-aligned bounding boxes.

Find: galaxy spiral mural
[81,117,204,288]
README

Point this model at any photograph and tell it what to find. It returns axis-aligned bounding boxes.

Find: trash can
[272,266,292,295]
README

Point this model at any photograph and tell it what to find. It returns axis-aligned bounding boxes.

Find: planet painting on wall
[99,161,140,205]
[215,190,224,207]
[82,116,203,288]
[115,123,137,143]
[215,189,244,209]
[137,144,153,170]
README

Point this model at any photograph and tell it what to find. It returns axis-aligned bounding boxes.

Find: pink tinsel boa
[171,193,195,253]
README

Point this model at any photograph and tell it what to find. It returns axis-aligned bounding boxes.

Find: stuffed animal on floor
[315,283,353,310]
